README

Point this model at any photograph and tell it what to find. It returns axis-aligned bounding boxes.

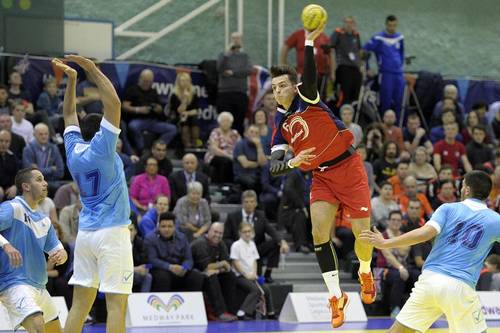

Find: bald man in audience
[122,69,177,150]
[169,153,210,206]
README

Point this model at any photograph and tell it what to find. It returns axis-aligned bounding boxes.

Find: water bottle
[279,253,286,271]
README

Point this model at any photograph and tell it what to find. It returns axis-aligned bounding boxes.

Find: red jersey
[285,29,331,75]
[433,140,466,176]
[271,94,354,171]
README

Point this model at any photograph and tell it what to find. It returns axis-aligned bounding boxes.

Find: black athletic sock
[314,240,339,273]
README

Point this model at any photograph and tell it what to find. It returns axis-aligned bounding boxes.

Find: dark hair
[386,15,397,23]
[0,83,7,92]
[270,65,298,84]
[152,139,167,149]
[407,112,420,120]
[441,108,456,117]
[472,124,486,134]
[252,109,268,124]
[158,212,176,224]
[486,254,500,268]
[388,210,402,220]
[398,160,410,167]
[439,180,455,189]
[380,181,393,188]
[382,140,399,157]
[471,102,488,111]
[463,170,492,200]
[15,167,39,193]
[81,113,103,141]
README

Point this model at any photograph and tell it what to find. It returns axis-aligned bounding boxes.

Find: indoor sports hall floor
[81,318,500,332]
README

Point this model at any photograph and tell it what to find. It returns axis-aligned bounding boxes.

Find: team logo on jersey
[284,116,310,144]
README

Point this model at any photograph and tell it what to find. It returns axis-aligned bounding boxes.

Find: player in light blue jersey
[52,56,133,333]
[0,167,67,332]
[361,170,500,333]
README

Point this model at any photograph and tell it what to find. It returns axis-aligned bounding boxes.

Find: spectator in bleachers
[122,69,177,150]
[217,32,252,135]
[136,139,172,178]
[204,111,241,184]
[22,123,64,192]
[375,210,411,317]
[233,125,268,192]
[484,255,500,291]
[371,182,399,230]
[433,122,472,177]
[398,175,433,219]
[278,169,312,253]
[191,223,238,322]
[330,16,362,105]
[431,84,465,126]
[173,181,211,241]
[169,71,201,148]
[357,144,375,195]
[36,78,63,142]
[259,166,283,223]
[230,222,276,320]
[430,180,457,210]
[129,221,152,292]
[138,194,170,238]
[462,110,481,145]
[0,113,25,160]
[115,138,137,180]
[430,108,463,143]
[372,140,398,191]
[333,205,355,261]
[363,15,404,119]
[259,91,277,127]
[53,181,79,212]
[427,164,460,201]
[382,109,404,151]
[46,222,72,307]
[7,71,33,106]
[0,130,19,201]
[364,122,386,162]
[58,198,81,245]
[11,102,34,144]
[145,212,204,292]
[406,237,432,285]
[252,109,272,155]
[280,24,331,99]
[388,160,410,199]
[170,153,209,207]
[403,112,433,156]
[130,157,171,213]
[224,190,289,283]
[491,107,500,141]
[466,125,494,168]
[340,104,362,147]
[488,166,500,211]
[401,199,425,232]
[0,84,10,114]
[408,146,437,184]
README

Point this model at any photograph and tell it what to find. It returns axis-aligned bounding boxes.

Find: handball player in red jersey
[269,23,375,328]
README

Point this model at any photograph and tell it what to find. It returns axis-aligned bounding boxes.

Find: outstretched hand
[305,21,326,41]
[64,55,97,72]
[289,147,316,168]
[359,227,388,249]
[52,58,77,79]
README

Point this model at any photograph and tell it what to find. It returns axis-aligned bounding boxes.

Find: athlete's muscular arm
[51,59,79,128]
[360,225,437,249]
[298,24,326,102]
[66,55,121,128]
[270,147,316,177]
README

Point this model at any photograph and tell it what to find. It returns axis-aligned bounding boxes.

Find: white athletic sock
[322,270,342,298]
[359,259,372,274]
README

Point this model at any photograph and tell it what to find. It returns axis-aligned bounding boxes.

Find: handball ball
[301,4,328,31]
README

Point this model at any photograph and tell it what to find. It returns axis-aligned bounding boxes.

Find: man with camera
[216,32,253,135]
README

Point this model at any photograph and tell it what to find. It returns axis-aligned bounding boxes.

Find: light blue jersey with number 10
[63,118,130,230]
[424,198,500,288]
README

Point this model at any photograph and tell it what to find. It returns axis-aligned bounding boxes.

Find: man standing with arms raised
[52,56,132,333]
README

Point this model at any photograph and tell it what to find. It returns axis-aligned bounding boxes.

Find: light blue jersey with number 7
[424,198,500,288]
[63,118,130,230]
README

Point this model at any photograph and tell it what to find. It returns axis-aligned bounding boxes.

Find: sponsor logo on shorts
[148,294,185,313]
[360,207,369,212]
[122,271,133,284]
[472,309,483,323]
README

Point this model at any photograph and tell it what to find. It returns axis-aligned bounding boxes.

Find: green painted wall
[65,0,500,77]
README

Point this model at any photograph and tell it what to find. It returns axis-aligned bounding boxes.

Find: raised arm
[52,59,79,128]
[360,224,437,249]
[65,55,121,128]
[298,26,325,102]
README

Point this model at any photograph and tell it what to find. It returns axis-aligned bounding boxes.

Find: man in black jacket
[169,153,210,207]
[278,169,312,253]
[191,223,237,322]
[135,139,173,178]
[144,212,204,292]
[223,190,289,283]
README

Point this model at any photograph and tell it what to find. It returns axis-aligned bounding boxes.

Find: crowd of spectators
[0,15,499,320]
